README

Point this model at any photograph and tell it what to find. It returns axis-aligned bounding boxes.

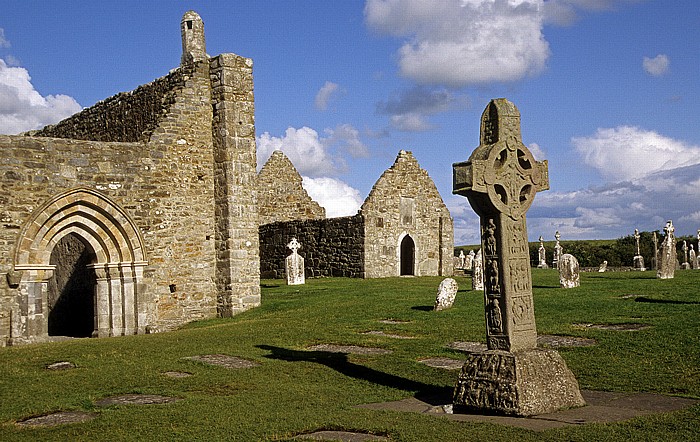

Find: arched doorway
[47,233,96,337]
[400,235,415,276]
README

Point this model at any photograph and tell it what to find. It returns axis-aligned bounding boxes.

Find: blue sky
[2,1,699,244]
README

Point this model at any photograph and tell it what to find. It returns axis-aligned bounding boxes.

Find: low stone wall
[259,215,365,279]
[33,63,199,143]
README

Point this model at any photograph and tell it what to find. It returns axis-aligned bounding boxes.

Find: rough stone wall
[258,150,325,225]
[259,215,365,279]
[361,150,454,278]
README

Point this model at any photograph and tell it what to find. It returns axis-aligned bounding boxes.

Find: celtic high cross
[453,98,549,352]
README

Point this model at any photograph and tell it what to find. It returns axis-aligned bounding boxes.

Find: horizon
[2,1,699,243]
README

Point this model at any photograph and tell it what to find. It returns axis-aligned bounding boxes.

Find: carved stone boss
[453,98,548,353]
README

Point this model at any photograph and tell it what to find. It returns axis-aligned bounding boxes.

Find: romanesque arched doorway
[400,235,415,276]
[11,188,148,343]
[47,233,97,338]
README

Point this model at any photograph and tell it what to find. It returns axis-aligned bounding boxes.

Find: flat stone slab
[94,394,181,407]
[359,390,699,431]
[537,334,597,348]
[16,411,97,427]
[573,323,650,331]
[46,361,76,370]
[184,354,260,369]
[162,371,193,378]
[293,430,390,441]
[447,341,488,353]
[379,319,411,324]
[419,357,464,370]
[307,344,392,355]
[361,330,415,339]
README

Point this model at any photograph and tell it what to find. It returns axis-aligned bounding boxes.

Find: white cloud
[365,0,550,86]
[572,126,700,181]
[542,0,640,26]
[314,81,340,111]
[0,59,82,134]
[257,127,340,177]
[324,123,369,158]
[0,28,10,48]
[302,176,364,218]
[528,142,546,161]
[643,54,670,76]
[390,113,433,132]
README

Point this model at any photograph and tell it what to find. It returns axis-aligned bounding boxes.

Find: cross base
[453,348,585,416]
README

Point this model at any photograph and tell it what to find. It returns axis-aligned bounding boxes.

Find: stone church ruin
[0,11,260,345]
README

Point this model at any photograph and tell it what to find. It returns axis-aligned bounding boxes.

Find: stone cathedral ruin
[0,12,260,345]
[0,11,454,346]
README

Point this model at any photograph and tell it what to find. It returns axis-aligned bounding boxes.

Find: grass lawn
[1,270,699,441]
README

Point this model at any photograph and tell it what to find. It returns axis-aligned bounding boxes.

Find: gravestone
[657,220,676,279]
[598,260,608,272]
[434,278,459,311]
[652,231,659,270]
[689,245,696,270]
[285,237,305,285]
[559,254,580,288]
[633,228,646,271]
[458,250,466,269]
[466,249,475,270]
[553,231,563,268]
[452,98,584,416]
[471,249,484,291]
[537,236,548,269]
[681,240,690,270]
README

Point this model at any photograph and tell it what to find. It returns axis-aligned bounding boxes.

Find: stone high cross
[453,98,548,352]
[287,237,301,254]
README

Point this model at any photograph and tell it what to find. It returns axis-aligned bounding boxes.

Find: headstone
[553,231,563,268]
[452,98,584,416]
[681,240,690,270]
[537,236,548,269]
[689,245,696,270]
[633,228,645,271]
[657,220,676,279]
[434,278,459,311]
[598,260,607,272]
[466,249,475,270]
[652,231,659,270]
[471,249,483,291]
[285,237,305,285]
[458,250,466,269]
[559,254,580,288]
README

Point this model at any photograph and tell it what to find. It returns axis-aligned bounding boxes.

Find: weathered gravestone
[681,240,690,270]
[466,249,475,270]
[598,260,608,273]
[471,249,484,291]
[559,254,580,288]
[452,98,584,416]
[458,250,466,269]
[537,236,548,269]
[434,278,459,311]
[553,231,563,268]
[691,245,697,270]
[657,220,676,279]
[633,228,646,271]
[285,237,305,285]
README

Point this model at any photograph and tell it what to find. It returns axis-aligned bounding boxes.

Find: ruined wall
[259,215,365,279]
[258,150,325,225]
[33,63,199,143]
[361,150,454,278]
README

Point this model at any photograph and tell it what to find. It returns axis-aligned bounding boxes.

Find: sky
[1,0,699,245]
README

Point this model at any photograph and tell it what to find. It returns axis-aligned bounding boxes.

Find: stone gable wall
[33,62,202,143]
[259,215,364,279]
[361,151,453,278]
[258,150,325,225]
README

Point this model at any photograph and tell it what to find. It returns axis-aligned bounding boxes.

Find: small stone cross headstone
[285,237,305,285]
[434,278,459,311]
[553,231,563,268]
[452,98,584,416]
[633,228,646,271]
[537,235,548,269]
[559,254,580,288]
[471,249,483,291]
[657,220,676,279]
[689,245,696,270]
[681,240,690,270]
[458,250,466,269]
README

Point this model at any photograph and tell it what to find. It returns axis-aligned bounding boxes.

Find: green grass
[1,270,699,441]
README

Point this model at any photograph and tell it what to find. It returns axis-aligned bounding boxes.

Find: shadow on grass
[411,306,433,312]
[256,345,452,404]
[635,297,700,305]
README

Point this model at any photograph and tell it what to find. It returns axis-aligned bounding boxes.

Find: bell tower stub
[181,10,207,65]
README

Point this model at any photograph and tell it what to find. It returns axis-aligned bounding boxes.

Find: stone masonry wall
[259,215,365,279]
[361,150,454,278]
[34,63,198,143]
[258,150,325,225]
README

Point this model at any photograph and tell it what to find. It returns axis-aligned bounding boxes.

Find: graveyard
[0,270,698,441]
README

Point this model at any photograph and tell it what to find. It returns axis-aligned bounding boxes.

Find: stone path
[359,390,699,431]
[16,411,97,427]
